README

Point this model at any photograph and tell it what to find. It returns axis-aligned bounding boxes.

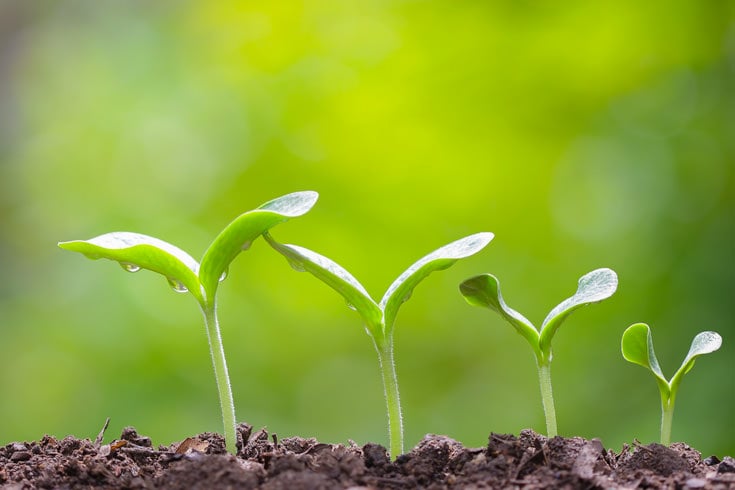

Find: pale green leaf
[670,330,722,395]
[264,234,383,334]
[58,232,203,303]
[380,232,493,334]
[459,273,540,357]
[621,323,666,382]
[199,191,318,301]
[538,268,617,357]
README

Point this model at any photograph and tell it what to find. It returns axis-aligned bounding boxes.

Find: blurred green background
[1,1,733,457]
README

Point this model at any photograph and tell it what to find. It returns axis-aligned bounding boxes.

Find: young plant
[264,231,494,459]
[58,191,318,454]
[621,323,722,446]
[459,268,618,437]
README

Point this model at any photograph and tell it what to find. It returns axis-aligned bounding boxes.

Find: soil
[1,423,734,489]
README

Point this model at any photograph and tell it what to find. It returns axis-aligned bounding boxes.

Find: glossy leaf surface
[199,191,318,301]
[459,273,540,356]
[622,323,722,398]
[58,232,203,302]
[380,232,494,333]
[538,268,618,357]
[264,233,383,332]
[670,330,722,395]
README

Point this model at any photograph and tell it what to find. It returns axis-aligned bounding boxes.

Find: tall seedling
[265,231,494,459]
[59,191,319,454]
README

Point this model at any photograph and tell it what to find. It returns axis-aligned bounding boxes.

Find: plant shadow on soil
[1,423,734,489]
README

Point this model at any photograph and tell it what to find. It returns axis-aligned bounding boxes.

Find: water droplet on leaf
[119,262,141,273]
[219,269,228,282]
[167,277,188,293]
[288,259,306,272]
[345,300,357,311]
[241,240,253,251]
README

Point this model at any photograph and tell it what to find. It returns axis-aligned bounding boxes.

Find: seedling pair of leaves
[58,191,319,454]
[621,323,722,445]
[459,268,619,437]
[264,231,494,458]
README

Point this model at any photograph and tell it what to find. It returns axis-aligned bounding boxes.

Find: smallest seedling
[621,323,722,446]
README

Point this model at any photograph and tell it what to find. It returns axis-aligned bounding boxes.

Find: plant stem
[660,395,675,446]
[536,359,558,437]
[375,338,404,460]
[202,302,237,454]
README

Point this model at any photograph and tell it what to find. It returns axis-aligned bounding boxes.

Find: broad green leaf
[538,268,617,357]
[459,273,540,357]
[380,232,494,334]
[199,191,318,301]
[621,323,667,387]
[670,330,722,396]
[58,232,203,303]
[264,234,383,333]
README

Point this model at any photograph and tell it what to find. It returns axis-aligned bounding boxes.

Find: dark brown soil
[2,423,734,489]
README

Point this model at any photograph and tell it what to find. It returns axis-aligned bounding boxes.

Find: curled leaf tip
[439,232,494,259]
[578,268,618,302]
[688,331,722,356]
[258,191,319,217]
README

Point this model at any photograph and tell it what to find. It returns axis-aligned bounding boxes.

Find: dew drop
[167,277,188,293]
[219,268,228,283]
[241,240,254,251]
[119,262,141,273]
[345,300,357,311]
[288,259,306,272]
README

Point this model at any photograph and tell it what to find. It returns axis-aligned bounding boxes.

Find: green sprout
[58,191,318,454]
[265,231,494,459]
[621,323,722,446]
[459,268,618,437]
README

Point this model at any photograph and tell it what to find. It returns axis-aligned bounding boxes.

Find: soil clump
[2,424,734,489]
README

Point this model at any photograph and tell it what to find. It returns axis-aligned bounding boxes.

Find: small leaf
[621,323,666,382]
[538,268,617,357]
[264,234,383,334]
[621,323,671,403]
[670,330,722,395]
[380,232,494,333]
[58,232,202,303]
[459,273,540,357]
[199,191,318,302]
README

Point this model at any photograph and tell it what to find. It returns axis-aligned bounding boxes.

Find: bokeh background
[1,1,733,457]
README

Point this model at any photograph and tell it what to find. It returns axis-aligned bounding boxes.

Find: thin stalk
[201,302,237,454]
[375,338,404,460]
[660,394,675,446]
[536,359,558,437]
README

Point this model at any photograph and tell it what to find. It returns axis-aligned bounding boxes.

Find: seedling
[621,323,722,446]
[58,191,319,454]
[459,268,618,437]
[264,231,494,458]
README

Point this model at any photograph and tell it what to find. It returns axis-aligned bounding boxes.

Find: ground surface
[1,424,734,489]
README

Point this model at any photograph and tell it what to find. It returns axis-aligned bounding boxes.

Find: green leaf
[264,234,383,334]
[459,273,540,357]
[670,330,722,396]
[380,232,494,334]
[538,268,617,358]
[58,232,203,303]
[199,191,318,302]
[621,323,667,388]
